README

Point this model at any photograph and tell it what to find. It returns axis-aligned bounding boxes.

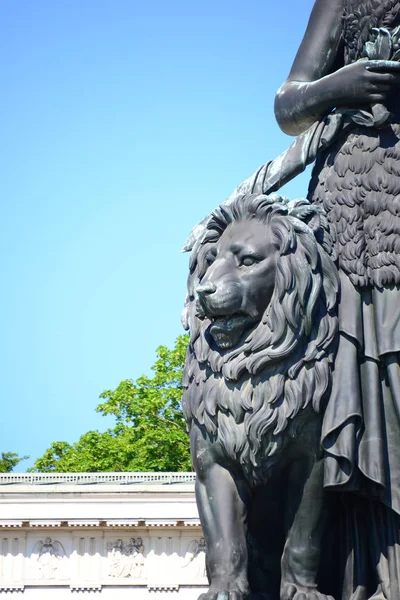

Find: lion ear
[302,210,321,233]
[288,202,321,233]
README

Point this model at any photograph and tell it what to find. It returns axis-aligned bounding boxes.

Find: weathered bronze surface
[183,2,400,598]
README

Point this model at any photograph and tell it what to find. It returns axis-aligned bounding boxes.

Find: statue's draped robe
[308,1,400,597]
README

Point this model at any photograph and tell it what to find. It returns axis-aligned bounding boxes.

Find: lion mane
[182,194,339,483]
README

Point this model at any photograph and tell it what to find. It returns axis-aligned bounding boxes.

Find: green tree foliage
[0,452,29,472]
[30,335,191,472]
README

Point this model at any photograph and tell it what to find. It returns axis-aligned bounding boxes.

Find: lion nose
[196,282,216,297]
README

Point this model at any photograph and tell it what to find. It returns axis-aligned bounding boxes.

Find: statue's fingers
[366,59,400,72]
[369,72,400,83]
[284,584,297,599]
[369,93,389,103]
[369,83,391,92]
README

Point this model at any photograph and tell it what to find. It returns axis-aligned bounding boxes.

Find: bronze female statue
[275,1,400,598]
[183,1,400,598]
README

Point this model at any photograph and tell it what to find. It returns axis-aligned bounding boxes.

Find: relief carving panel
[27,536,70,581]
[182,538,206,579]
[107,537,145,579]
[0,528,207,588]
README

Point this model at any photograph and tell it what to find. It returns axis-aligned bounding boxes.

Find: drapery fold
[318,272,400,599]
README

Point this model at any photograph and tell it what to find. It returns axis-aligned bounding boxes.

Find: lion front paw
[280,582,334,600]
[198,592,247,600]
[198,579,250,600]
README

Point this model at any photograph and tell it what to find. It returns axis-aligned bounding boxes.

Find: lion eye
[242,256,257,266]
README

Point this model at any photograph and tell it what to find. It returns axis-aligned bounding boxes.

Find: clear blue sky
[0,0,315,470]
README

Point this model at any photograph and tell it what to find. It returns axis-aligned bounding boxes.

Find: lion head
[182,194,339,481]
[195,216,279,351]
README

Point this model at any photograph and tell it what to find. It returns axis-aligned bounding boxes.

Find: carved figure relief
[126,537,145,578]
[32,537,66,580]
[182,538,207,578]
[107,538,145,579]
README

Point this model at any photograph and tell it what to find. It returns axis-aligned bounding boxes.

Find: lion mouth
[209,313,257,349]
[209,313,251,328]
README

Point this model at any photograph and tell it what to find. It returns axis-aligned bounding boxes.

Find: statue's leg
[280,454,334,600]
[190,425,251,600]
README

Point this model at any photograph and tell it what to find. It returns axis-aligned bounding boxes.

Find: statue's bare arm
[288,0,345,83]
[275,0,400,135]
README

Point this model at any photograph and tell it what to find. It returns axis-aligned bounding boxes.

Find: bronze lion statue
[182,194,339,600]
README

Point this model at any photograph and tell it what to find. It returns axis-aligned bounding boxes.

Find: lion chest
[182,365,320,484]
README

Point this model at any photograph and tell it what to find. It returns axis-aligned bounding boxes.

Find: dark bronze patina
[183,1,400,598]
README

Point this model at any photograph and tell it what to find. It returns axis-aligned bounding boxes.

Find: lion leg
[190,426,251,600]
[280,455,334,600]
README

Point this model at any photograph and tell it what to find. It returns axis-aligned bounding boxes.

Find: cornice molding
[0,472,196,486]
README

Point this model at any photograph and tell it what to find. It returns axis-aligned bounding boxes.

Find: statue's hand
[324,60,400,108]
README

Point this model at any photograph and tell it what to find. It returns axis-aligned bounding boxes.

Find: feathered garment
[309,1,400,597]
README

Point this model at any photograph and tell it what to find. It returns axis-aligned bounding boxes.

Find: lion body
[182,194,339,485]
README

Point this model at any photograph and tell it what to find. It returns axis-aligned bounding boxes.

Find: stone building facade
[0,472,207,598]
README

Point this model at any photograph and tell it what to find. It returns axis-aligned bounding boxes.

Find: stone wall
[0,473,207,598]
